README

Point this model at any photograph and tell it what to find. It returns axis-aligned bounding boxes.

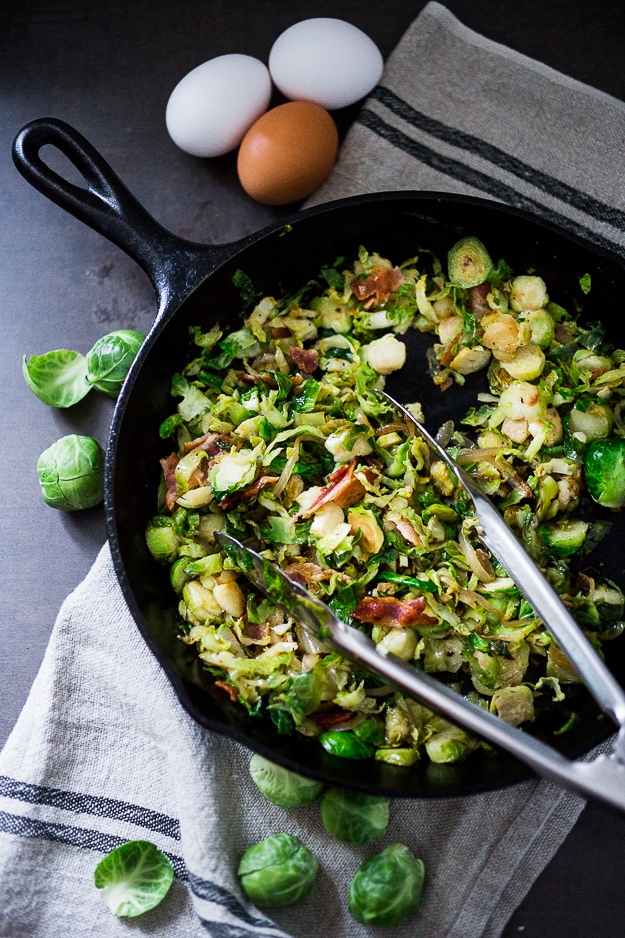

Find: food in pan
[146,238,625,765]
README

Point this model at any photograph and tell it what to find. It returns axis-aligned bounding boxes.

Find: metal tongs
[217,389,625,811]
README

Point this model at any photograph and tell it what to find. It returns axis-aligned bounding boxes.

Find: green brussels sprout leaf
[584,438,625,509]
[238,833,318,907]
[320,789,390,844]
[22,349,91,407]
[93,840,174,918]
[348,843,425,927]
[86,329,146,397]
[249,754,323,808]
[232,268,261,311]
[579,273,591,294]
[37,434,105,510]
[537,520,588,557]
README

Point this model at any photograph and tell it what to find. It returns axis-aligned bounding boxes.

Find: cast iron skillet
[13,118,625,798]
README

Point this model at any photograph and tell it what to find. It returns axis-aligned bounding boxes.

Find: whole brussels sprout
[238,833,318,908]
[37,434,105,510]
[249,755,323,808]
[318,730,373,760]
[584,437,625,508]
[509,275,548,312]
[320,789,390,844]
[146,517,181,563]
[86,329,145,397]
[348,843,425,927]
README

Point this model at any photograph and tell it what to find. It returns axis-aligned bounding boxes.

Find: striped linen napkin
[1,4,623,937]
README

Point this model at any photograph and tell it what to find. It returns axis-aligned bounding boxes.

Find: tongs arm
[217,533,625,814]
[374,390,625,754]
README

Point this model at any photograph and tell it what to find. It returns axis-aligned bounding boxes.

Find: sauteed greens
[147,238,625,765]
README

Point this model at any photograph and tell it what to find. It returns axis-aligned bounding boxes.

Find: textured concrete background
[2,2,624,934]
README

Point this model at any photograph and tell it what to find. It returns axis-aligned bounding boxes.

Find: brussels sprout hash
[146,239,625,766]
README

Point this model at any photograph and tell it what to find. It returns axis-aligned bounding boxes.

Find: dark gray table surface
[2,2,625,935]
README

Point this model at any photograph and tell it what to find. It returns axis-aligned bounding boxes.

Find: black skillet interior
[13,120,625,798]
[110,194,625,797]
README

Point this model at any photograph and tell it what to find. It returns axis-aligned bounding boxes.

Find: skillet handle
[12,117,228,318]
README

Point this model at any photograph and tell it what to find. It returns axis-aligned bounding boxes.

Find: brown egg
[237,101,338,205]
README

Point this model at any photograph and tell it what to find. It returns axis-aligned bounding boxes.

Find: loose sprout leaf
[377,571,437,593]
[159,414,184,439]
[232,268,262,311]
[318,266,344,290]
[578,321,611,353]
[328,586,358,623]
[189,324,222,349]
[320,789,390,844]
[489,257,513,281]
[292,379,321,413]
[249,754,323,808]
[22,349,91,407]
[554,712,578,735]
[579,272,592,294]
[93,840,174,918]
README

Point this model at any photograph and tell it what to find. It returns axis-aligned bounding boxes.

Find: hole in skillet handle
[11,117,227,323]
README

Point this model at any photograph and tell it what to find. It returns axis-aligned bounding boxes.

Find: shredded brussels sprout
[147,242,625,764]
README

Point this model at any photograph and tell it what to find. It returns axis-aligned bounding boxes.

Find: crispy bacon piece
[351,266,404,309]
[289,347,319,374]
[300,460,365,516]
[160,453,180,510]
[214,681,238,702]
[183,431,229,456]
[439,336,461,368]
[468,281,491,318]
[218,475,278,511]
[242,620,270,642]
[352,596,437,628]
[554,323,576,344]
[314,708,355,727]
[361,468,379,484]
[576,572,594,593]
[238,370,280,388]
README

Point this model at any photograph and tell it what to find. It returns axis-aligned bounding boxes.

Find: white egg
[269,18,383,110]
[166,54,272,157]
